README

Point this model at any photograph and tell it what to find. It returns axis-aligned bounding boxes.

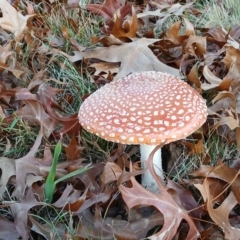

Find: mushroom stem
[140,145,163,192]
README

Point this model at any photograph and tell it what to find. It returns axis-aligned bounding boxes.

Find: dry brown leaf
[86,38,180,79]
[222,46,240,69]
[0,105,6,118]
[12,129,51,199]
[137,2,194,29]
[191,160,240,205]
[185,35,206,58]
[100,162,123,185]
[213,116,239,131]
[222,46,240,86]
[30,215,65,240]
[167,180,205,219]
[90,62,120,75]
[182,133,205,155]
[10,188,44,239]
[212,91,236,108]
[187,63,202,91]
[76,206,164,239]
[11,129,70,199]
[0,0,35,40]
[55,38,181,79]
[202,65,223,90]
[0,44,13,64]
[190,160,237,183]
[87,0,127,21]
[236,127,240,150]
[65,135,84,161]
[165,21,184,45]
[0,157,15,197]
[120,176,199,239]
[0,216,20,240]
[92,34,124,46]
[13,99,57,137]
[111,7,138,38]
[119,147,199,239]
[195,178,240,240]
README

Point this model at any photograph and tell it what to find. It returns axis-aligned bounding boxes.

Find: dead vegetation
[1,0,240,239]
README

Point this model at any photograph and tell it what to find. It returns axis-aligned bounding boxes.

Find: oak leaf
[0,216,20,240]
[195,179,240,240]
[119,147,199,239]
[10,188,44,240]
[0,0,34,40]
[54,38,181,79]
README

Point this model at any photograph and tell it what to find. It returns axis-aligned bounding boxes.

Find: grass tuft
[197,0,240,29]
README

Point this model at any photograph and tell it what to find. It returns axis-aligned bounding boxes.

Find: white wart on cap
[78,71,207,145]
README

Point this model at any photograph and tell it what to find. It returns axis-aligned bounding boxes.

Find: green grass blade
[6,118,19,132]
[54,163,92,185]
[44,141,62,203]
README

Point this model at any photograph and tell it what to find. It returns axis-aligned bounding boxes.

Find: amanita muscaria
[78,71,207,192]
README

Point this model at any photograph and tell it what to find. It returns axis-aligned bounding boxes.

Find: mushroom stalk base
[140,145,163,192]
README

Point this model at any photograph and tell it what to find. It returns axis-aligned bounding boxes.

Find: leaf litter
[1,0,240,239]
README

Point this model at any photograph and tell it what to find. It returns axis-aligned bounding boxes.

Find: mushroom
[78,71,207,192]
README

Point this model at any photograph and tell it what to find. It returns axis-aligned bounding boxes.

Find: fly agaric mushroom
[78,71,207,192]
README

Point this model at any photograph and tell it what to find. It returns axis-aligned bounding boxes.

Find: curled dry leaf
[195,179,240,240]
[190,160,240,205]
[111,7,138,38]
[202,65,223,90]
[38,85,81,136]
[87,0,132,35]
[182,133,205,155]
[100,162,123,186]
[187,62,202,91]
[184,35,206,58]
[92,34,124,46]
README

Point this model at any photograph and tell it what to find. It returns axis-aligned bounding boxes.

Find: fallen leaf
[90,62,120,75]
[195,178,240,240]
[111,7,138,38]
[202,65,223,90]
[0,157,15,197]
[137,3,194,29]
[100,162,123,185]
[167,180,205,219]
[10,188,44,239]
[65,135,84,161]
[13,99,57,137]
[0,0,35,40]
[56,38,181,79]
[119,147,199,239]
[87,0,125,20]
[0,216,20,240]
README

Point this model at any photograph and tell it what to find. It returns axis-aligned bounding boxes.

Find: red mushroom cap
[78,71,207,145]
